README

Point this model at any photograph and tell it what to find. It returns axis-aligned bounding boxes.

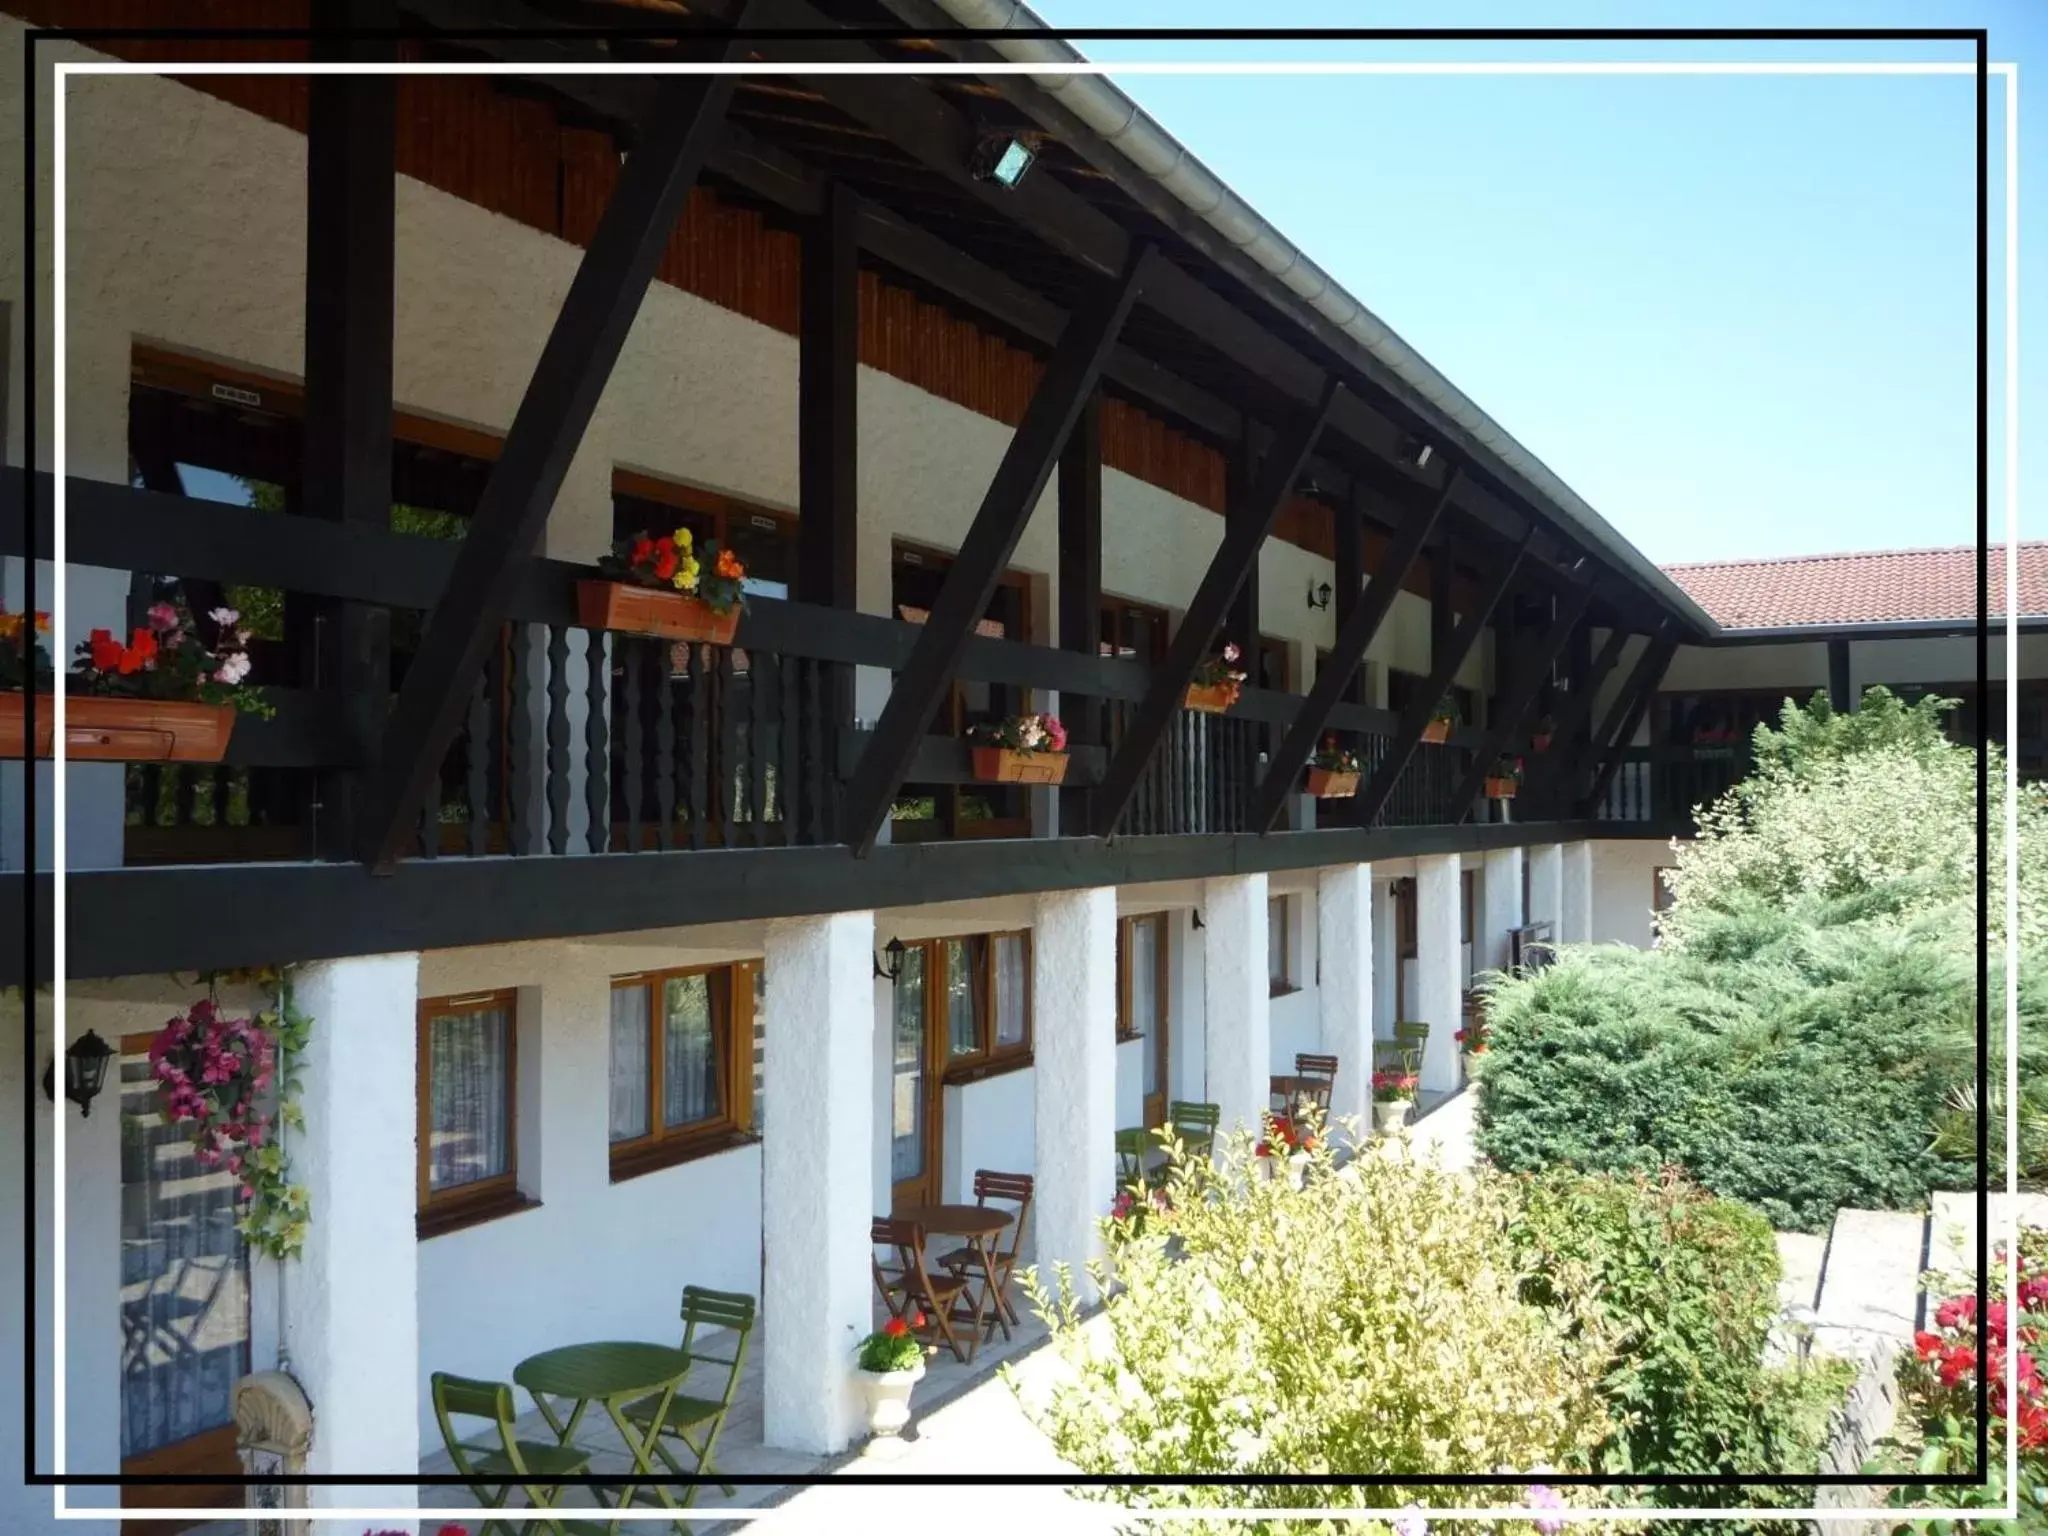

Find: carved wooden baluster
[689,645,711,852]
[584,630,608,854]
[465,664,491,858]
[507,625,538,856]
[623,640,644,853]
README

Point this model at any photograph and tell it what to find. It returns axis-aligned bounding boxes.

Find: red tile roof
[1660,543,2048,631]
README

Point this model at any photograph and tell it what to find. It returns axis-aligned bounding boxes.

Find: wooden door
[117,1033,250,1534]
[1123,914,1171,1128]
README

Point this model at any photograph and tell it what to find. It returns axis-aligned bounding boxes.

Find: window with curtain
[418,992,517,1223]
[1269,897,1293,994]
[920,930,1033,1080]
[1118,913,1166,1043]
[608,964,756,1179]
[946,937,986,1059]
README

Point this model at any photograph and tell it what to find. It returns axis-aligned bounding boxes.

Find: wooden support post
[1447,579,1597,821]
[839,246,1153,854]
[1350,528,1535,830]
[1430,543,1455,668]
[799,178,860,812]
[1224,437,1262,682]
[1091,377,1344,838]
[304,8,396,860]
[1579,630,1678,817]
[1524,623,1630,811]
[1243,475,1455,833]
[1333,486,1367,705]
[357,62,743,871]
[1828,637,1853,713]
[1058,392,1104,834]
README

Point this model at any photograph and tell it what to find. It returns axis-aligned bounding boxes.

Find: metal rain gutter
[922,0,1722,638]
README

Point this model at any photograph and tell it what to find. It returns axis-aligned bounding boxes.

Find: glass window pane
[1134,920,1160,1095]
[662,974,722,1130]
[892,947,927,1182]
[609,985,652,1143]
[993,935,1027,1049]
[946,938,984,1059]
[1268,899,1288,989]
[428,1003,511,1192]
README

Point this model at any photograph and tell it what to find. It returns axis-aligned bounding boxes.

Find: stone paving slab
[1815,1208,1928,1355]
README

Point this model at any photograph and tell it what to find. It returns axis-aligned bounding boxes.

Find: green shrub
[1513,1168,1855,1513]
[1473,891,2039,1232]
[1019,1130,1620,1531]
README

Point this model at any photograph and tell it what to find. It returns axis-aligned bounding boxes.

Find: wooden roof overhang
[389,0,1696,642]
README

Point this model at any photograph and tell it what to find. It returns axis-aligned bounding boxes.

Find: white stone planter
[1255,1153,1308,1189]
[1373,1099,1413,1135]
[1462,1051,1483,1080]
[856,1359,926,1449]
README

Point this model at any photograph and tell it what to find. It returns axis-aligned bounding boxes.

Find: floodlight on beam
[970,133,1039,190]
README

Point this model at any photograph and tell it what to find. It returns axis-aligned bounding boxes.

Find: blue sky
[1027,0,2036,567]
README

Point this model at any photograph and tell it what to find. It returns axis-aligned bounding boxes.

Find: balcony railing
[10,475,1716,869]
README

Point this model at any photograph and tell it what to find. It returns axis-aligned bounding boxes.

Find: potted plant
[1483,755,1523,800]
[579,524,748,647]
[1305,735,1361,798]
[1419,698,1459,745]
[854,1313,929,1450]
[1530,713,1556,752]
[1108,1185,1171,1239]
[1371,1069,1418,1134]
[1253,1115,1316,1186]
[1184,643,1247,714]
[967,712,1069,784]
[2,601,269,762]
[1455,1015,1489,1079]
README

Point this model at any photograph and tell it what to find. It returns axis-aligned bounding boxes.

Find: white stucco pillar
[1315,864,1373,1135]
[1030,887,1117,1303]
[1480,847,1524,977]
[1414,854,1463,1097]
[286,952,421,1509]
[1561,841,1594,944]
[1202,873,1269,1143]
[762,910,874,1455]
[1527,843,1564,943]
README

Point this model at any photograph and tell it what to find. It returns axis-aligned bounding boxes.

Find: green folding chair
[1115,1126,1151,1185]
[617,1286,756,1507]
[1392,1020,1430,1073]
[1167,1100,1221,1162]
[431,1371,593,1536]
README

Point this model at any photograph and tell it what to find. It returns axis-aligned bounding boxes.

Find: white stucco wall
[1589,839,1686,951]
[942,1067,1035,1209]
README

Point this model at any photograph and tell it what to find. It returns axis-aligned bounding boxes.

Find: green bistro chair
[617,1286,756,1507]
[1392,1020,1430,1074]
[1167,1100,1221,1162]
[431,1371,593,1536]
[1115,1126,1151,1185]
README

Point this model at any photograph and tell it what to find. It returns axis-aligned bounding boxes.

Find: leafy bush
[1020,1129,1620,1529]
[1474,892,2024,1231]
[1514,1168,1854,1510]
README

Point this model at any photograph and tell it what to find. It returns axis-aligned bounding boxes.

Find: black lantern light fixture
[1306,580,1333,611]
[873,937,908,982]
[43,1029,114,1117]
[969,132,1038,190]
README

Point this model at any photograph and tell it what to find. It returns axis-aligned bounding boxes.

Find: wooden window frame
[608,961,760,1182]
[416,989,529,1239]
[1268,894,1297,997]
[1461,870,1475,945]
[1395,878,1418,961]
[1256,633,1291,694]
[1116,912,1170,1043]
[612,467,798,550]
[936,929,1035,1085]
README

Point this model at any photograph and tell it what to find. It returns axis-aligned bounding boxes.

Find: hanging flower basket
[1484,755,1525,801]
[1419,717,1453,745]
[1184,681,1240,714]
[1484,776,1518,800]
[577,579,739,646]
[1306,767,1359,798]
[972,746,1069,785]
[0,693,236,762]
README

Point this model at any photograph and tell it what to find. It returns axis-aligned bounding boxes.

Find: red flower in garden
[1937,1295,1977,1330]
[882,1316,908,1338]
[630,536,654,567]
[1939,1344,1977,1388]
[87,627,124,671]
[1916,1331,1943,1361]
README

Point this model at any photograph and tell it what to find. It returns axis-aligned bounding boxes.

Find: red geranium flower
[882,1316,908,1337]
[652,537,679,581]
[1916,1330,1944,1361]
[87,628,123,671]
[1939,1344,1977,1387]
[630,536,654,567]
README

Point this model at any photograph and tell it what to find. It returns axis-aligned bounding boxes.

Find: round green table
[514,1340,692,1517]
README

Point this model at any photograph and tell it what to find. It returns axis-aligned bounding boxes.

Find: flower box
[1184,682,1238,714]
[1420,719,1452,745]
[971,746,1069,785]
[1484,777,1518,800]
[576,579,739,646]
[1306,767,1359,798]
[0,693,235,762]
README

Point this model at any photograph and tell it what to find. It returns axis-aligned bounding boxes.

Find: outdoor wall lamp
[42,1029,114,1118]
[1399,436,1435,471]
[969,132,1038,190]
[874,937,908,982]
[1191,911,1206,930]
[1306,580,1333,611]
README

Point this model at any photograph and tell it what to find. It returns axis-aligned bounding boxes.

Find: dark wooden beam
[355,63,743,872]
[1429,543,1454,668]
[1828,637,1853,712]
[1448,580,1597,821]
[1351,528,1535,829]
[1525,622,1631,810]
[304,9,396,859]
[1224,438,1262,676]
[1580,632,1678,817]
[1058,391,1104,834]
[1092,377,1344,837]
[1244,473,1454,833]
[840,246,1154,854]
[799,177,860,769]
[1333,485,1367,705]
